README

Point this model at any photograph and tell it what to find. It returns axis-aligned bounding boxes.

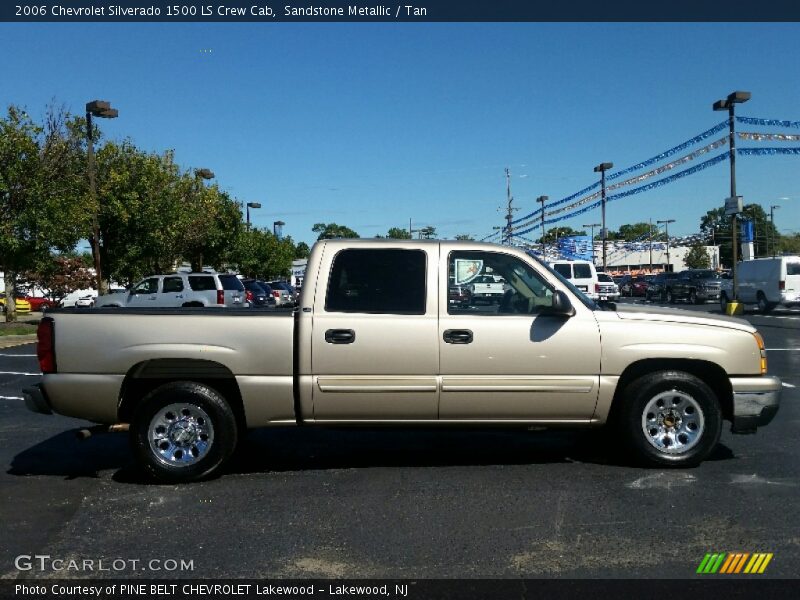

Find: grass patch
[0,323,38,336]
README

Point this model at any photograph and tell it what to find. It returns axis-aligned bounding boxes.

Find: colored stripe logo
[697,552,773,574]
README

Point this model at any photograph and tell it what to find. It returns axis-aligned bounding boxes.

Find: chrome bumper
[23,384,52,415]
[730,376,781,433]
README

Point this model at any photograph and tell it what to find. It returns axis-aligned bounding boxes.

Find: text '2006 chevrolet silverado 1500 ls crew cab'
[25,240,781,482]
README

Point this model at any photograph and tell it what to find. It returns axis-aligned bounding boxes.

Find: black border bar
[3,0,800,22]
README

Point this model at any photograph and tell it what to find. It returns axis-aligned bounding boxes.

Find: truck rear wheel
[618,371,721,467]
[130,381,238,483]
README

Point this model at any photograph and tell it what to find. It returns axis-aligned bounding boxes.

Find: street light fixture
[593,162,614,271]
[246,202,261,226]
[657,219,676,272]
[273,220,285,239]
[582,223,601,264]
[86,100,119,295]
[537,195,548,255]
[713,90,750,301]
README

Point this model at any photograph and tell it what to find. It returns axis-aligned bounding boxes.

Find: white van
[721,256,800,313]
[549,260,601,300]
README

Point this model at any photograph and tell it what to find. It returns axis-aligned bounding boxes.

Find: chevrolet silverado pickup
[25,239,781,482]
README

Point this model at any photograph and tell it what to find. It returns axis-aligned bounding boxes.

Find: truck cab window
[448,251,553,315]
[326,249,426,314]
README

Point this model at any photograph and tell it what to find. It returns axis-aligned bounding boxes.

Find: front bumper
[730,376,781,433]
[23,384,52,415]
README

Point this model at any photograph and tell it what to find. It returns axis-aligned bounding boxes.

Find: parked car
[23,296,57,312]
[259,281,294,306]
[720,256,800,313]
[468,274,506,303]
[619,275,651,297]
[664,270,723,305]
[92,288,129,308]
[0,294,32,315]
[549,260,599,299]
[25,238,781,482]
[448,285,472,308]
[645,273,669,302]
[268,281,298,306]
[59,289,97,308]
[242,279,274,308]
[94,273,246,308]
[594,272,620,301]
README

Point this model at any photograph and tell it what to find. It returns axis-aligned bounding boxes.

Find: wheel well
[117,359,246,431]
[608,359,733,424]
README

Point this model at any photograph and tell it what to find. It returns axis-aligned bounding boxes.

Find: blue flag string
[736,116,800,129]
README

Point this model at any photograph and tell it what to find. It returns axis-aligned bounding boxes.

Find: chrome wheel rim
[641,390,705,455]
[148,403,214,467]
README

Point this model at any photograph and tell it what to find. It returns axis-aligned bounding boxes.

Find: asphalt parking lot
[0,300,798,579]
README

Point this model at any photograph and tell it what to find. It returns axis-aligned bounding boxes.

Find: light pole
[713,90,750,300]
[86,100,118,295]
[246,202,261,227]
[537,195,548,255]
[583,222,601,264]
[594,162,614,271]
[657,219,675,272]
[192,168,215,270]
[770,205,780,257]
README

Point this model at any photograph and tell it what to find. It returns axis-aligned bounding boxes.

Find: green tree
[312,222,360,240]
[419,225,437,239]
[616,222,658,242]
[1,105,87,321]
[539,226,585,244]
[778,232,800,255]
[684,243,711,269]
[700,203,778,268]
[386,227,412,239]
[294,241,311,259]
[231,227,294,279]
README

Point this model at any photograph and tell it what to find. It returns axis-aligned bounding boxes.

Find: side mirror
[543,290,575,317]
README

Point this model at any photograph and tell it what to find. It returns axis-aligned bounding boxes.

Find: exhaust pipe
[76,423,130,440]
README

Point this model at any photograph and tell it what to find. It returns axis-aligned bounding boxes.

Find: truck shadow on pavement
[8,426,735,483]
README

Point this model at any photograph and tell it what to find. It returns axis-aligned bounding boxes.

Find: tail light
[246,290,253,302]
[37,317,56,374]
[217,290,225,305]
[272,291,280,298]
[779,280,785,291]
[595,283,601,292]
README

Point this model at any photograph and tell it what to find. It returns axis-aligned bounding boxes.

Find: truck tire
[130,381,238,483]
[617,370,722,467]
[756,292,774,314]
[689,289,699,305]
[666,289,675,304]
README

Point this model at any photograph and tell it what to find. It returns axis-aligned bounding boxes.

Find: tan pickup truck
[25,239,781,482]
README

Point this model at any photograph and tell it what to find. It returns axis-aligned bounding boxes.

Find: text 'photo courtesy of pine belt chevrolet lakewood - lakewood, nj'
[24,239,781,483]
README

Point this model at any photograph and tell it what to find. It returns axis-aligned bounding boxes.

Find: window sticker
[454,259,483,285]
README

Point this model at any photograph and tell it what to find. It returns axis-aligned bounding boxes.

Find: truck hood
[613,303,755,333]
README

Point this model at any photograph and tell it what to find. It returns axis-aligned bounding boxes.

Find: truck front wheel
[618,371,721,467]
[130,381,238,483]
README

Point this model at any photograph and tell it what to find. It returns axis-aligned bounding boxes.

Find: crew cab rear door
[309,244,439,421]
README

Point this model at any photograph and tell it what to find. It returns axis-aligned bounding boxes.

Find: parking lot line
[783,383,796,389]
[0,353,36,357]
[0,396,23,400]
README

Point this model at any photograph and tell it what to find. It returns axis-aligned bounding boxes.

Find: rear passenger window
[188,276,216,291]
[788,263,800,276]
[219,275,244,291]
[163,277,184,293]
[553,264,572,279]
[573,264,592,279]
[326,249,426,314]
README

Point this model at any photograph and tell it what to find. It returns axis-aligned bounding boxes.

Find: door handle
[325,329,356,344]
[443,329,473,344]
[176,295,183,299]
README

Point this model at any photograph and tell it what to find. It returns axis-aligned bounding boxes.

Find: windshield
[529,254,598,310]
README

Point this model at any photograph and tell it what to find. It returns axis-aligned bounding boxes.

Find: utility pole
[649,218,653,272]
[770,205,780,257]
[594,162,614,271]
[658,219,675,272]
[500,167,519,244]
[583,222,601,264]
[538,196,549,256]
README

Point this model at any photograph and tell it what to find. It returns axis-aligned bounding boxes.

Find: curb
[0,334,37,349]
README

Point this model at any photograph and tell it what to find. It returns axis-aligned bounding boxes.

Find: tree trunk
[5,268,18,323]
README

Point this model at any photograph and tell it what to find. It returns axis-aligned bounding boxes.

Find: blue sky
[2,22,800,245]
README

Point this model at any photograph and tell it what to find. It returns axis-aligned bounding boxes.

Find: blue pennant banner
[736,116,800,129]
[606,120,729,182]
[738,147,800,155]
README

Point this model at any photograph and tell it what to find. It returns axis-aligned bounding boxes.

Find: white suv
[549,260,600,300]
[94,273,246,308]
